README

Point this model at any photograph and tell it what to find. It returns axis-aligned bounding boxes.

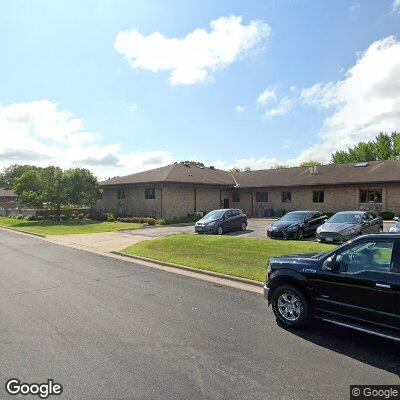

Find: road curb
[0,225,46,238]
[111,251,264,288]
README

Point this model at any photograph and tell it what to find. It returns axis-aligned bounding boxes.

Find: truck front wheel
[272,285,310,328]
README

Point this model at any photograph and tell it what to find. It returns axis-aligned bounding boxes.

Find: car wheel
[379,226,384,232]
[296,229,304,240]
[216,226,223,235]
[241,222,247,231]
[272,286,310,328]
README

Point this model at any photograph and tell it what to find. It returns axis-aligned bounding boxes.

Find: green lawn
[0,216,143,235]
[122,234,336,282]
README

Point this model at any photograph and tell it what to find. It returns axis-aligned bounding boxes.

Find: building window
[145,187,155,200]
[360,189,382,203]
[256,192,268,202]
[313,191,324,203]
[117,189,126,200]
[232,191,240,203]
[281,191,292,203]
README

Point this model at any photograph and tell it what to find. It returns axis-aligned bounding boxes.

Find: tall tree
[14,166,101,216]
[0,164,38,189]
[64,168,102,207]
[331,132,400,163]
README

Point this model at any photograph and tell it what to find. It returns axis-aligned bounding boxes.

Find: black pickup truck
[264,233,400,341]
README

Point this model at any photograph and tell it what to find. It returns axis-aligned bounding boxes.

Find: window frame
[232,191,240,203]
[145,187,156,200]
[359,189,382,204]
[312,190,325,204]
[281,191,292,204]
[255,192,268,203]
[117,189,126,200]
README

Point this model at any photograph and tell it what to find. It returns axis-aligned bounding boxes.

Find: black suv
[264,233,400,341]
[194,209,247,235]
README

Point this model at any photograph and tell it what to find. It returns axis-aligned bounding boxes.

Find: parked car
[389,218,400,232]
[316,211,383,243]
[264,233,400,341]
[194,209,247,235]
[267,211,326,240]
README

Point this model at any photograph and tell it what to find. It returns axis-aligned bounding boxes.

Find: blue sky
[1,0,400,178]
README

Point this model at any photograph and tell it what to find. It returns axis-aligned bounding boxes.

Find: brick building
[0,189,18,208]
[98,160,400,219]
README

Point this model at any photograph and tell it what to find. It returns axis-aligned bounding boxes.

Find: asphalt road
[0,229,399,400]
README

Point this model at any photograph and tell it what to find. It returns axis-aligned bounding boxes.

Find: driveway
[0,228,398,400]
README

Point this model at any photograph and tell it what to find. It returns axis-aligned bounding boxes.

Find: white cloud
[393,0,400,11]
[236,105,245,112]
[0,100,173,179]
[257,87,276,104]
[114,16,271,85]
[127,103,138,112]
[263,96,294,118]
[297,36,400,163]
[301,82,339,108]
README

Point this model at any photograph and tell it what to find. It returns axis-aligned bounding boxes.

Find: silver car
[316,211,383,243]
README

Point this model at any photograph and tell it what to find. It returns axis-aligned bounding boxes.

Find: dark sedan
[195,209,247,235]
[316,211,383,243]
[267,211,326,240]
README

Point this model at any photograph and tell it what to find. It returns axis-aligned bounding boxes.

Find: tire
[296,229,304,240]
[272,285,310,328]
[379,226,384,232]
[241,222,247,231]
[216,226,223,235]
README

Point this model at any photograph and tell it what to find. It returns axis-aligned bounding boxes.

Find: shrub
[49,215,56,221]
[36,215,44,221]
[105,213,115,222]
[156,218,167,225]
[380,211,395,220]
[147,218,156,226]
[59,214,67,221]
[25,215,36,221]
[16,214,24,220]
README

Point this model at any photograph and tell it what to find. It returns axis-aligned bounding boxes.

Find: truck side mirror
[322,256,336,271]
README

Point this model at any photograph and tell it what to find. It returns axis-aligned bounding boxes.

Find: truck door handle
[375,283,391,289]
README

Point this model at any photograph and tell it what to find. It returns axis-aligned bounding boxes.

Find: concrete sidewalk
[47,231,154,253]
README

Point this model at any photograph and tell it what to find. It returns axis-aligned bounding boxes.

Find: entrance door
[223,198,230,208]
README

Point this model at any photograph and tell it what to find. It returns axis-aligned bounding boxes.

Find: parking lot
[124,218,395,240]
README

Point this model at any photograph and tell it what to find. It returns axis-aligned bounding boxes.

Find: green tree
[331,132,400,163]
[14,166,101,217]
[299,161,322,167]
[65,168,102,207]
[0,164,38,189]
[230,166,241,173]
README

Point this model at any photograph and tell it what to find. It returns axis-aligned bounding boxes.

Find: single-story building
[0,188,18,208]
[98,160,400,219]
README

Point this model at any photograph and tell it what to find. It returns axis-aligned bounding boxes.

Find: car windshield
[328,213,362,224]
[279,212,307,222]
[202,210,225,221]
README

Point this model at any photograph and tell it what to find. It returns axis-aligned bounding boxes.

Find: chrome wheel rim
[297,230,304,239]
[277,293,301,321]
[217,227,223,235]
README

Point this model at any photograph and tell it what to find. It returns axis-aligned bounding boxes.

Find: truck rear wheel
[272,285,310,328]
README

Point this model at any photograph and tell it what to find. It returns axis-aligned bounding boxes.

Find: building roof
[102,163,236,186]
[234,160,400,188]
[101,160,400,189]
[0,188,17,197]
